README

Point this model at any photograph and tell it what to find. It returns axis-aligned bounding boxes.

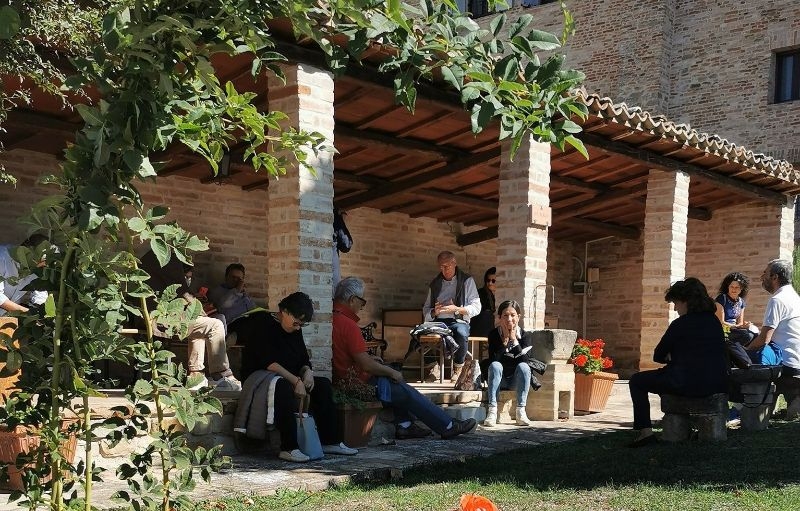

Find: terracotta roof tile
[575,90,800,186]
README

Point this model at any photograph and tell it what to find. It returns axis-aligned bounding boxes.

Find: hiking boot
[441,418,477,439]
[395,423,432,440]
[450,363,464,383]
[424,363,440,383]
[483,406,497,427]
[516,407,532,426]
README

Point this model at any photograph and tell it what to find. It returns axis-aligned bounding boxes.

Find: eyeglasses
[286,312,309,328]
[488,279,497,283]
[354,295,367,307]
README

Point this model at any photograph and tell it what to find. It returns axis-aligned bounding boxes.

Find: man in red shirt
[332,276,476,440]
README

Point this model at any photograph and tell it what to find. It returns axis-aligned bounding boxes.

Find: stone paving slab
[1,381,658,510]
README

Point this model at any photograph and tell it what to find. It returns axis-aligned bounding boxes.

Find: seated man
[0,234,49,316]
[422,251,482,382]
[332,276,476,440]
[141,249,241,391]
[207,262,269,347]
[748,259,800,409]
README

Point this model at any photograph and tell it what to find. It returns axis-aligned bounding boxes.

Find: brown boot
[450,363,464,383]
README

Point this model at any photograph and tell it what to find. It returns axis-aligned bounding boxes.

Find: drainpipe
[582,236,615,339]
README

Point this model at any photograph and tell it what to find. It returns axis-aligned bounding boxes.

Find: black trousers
[272,376,341,451]
[229,311,271,346]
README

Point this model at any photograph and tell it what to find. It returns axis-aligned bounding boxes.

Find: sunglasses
[354,295,367,307]
[488,278,497,283]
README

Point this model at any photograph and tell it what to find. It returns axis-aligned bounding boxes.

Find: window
[775,49,800,103]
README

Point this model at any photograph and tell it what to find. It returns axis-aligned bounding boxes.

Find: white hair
[334,276,364,301]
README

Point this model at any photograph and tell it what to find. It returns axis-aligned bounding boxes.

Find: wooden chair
[360,322,387,358]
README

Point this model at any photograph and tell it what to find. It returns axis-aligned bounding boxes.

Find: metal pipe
[582,236,614,338]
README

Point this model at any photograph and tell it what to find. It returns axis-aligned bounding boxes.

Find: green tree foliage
[0,1,586,511]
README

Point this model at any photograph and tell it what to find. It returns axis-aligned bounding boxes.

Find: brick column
[496,135,550,330]
[639,169,690,371]
[266,63,335,375]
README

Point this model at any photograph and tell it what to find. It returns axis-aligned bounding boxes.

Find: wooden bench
[660,393,728,442]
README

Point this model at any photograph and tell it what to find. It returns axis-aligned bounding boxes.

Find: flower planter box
[574,371,618,413]
[0,419,79,492]
[336,402,382,448]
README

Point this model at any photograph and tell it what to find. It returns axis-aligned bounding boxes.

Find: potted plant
[0,395,78,492]
[569,338,617,413]
[332,368,382,448]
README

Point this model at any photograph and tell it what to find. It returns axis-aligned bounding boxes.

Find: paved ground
[0,380,660,510]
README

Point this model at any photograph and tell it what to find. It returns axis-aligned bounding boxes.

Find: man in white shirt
[421,251,482,382]
[750,259,800,372]
[0,235,49,316]
[749,259,800,417]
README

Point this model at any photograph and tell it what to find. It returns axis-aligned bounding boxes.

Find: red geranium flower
[570,338,615,375]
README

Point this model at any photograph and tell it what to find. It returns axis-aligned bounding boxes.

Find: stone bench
[660,393,728,442]
[775,372,800,420]
[729,365,782,431]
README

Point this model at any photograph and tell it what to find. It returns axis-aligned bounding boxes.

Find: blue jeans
[439,318,470,365]
[486,361,531,407]
[374,377,452,434]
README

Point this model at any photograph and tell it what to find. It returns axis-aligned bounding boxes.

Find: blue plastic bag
[296,397,323,460]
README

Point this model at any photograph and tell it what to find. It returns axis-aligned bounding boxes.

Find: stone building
[2,3,799,377]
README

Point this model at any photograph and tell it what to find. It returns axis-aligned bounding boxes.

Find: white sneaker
[322,442,358,456]
[516,407,532,426]
[187,374,208,391]
[210,375,242,391]
[483,407,497,427]
[278,449,310,463]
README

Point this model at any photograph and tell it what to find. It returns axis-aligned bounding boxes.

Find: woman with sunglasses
[470,267,497,337]
[239,291,358,462]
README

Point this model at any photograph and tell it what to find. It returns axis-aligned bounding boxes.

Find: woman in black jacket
[628,278,728,447]
[241,291,358,462]
[483,300,534,427]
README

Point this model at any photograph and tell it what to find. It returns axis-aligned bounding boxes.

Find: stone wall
[0,150,271,304]
[479,1,800,164]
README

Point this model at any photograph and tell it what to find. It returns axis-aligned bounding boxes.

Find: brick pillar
[266,63,335,375]
[639,169,690,371]
[496,135,550,330]
[497,136,572,421]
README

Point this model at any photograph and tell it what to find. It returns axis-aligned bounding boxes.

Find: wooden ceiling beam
[335,148,501,210]
[335,122,460,160]
[395,110,459,137]
[579,132,790,204]
[555,184,648,219]
[334,170,498,212]
[6,110,80,136]
[354,105,404,129]
[559,217,640,240]
[456,226,499,246]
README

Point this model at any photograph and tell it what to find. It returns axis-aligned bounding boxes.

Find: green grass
[201,415,800,511]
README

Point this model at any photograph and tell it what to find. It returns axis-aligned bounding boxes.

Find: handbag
[453,357,479,391]
[296,396,324,460]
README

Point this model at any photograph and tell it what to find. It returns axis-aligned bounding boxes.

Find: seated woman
[714,272,781,366]
[483,300,534,427]
[239,291,357,462]
[628,278,728,447]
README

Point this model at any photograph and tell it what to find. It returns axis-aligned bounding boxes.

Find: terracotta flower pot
[0,418,79,492]
[0,317,20,402]
[574,371,618,413]
[336,402,382,448]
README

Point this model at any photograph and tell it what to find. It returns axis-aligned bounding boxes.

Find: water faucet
[531,284,555,328]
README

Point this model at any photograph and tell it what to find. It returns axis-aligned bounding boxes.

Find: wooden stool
[418,334,449,383]
[660,393,728,442]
